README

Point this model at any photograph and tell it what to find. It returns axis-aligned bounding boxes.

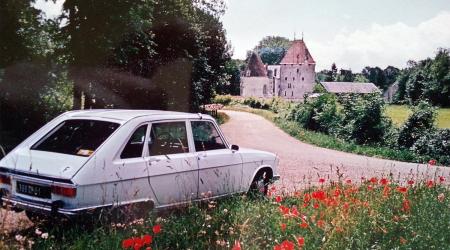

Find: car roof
[63,109,212,122]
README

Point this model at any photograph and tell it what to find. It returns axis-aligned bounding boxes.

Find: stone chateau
[241,39,316,100]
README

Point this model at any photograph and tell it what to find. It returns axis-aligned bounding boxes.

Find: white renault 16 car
[0,110,279,220]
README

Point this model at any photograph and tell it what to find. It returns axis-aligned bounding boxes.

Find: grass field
[386,105,450,129]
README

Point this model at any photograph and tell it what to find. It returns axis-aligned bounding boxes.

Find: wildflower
[290,206,299,217]
[427,180,434,188]
[439,176,445,183]
[311,190,326,200]
[296,236,305,247]
[319,178,325,184]
[15,235,24,242]
[279,205,290,216]
[380,178,388,185]
[396,187,407,194]
[152,224,161,234]
[35,228,42,236]
[317,220,325,228]
[345,179,352,184]
[122,238,134,249]
[275,195,283,203]
[313,203,319,209]
[428,159,437,165]
[232,240,241,250]
[134,242,142,250]
[303,193,311,203]
[223,208,228,213]
[142,235,152,245]
[145,247,152,250]
[41,233,49,239]
[369,177,378,184]
[280,223,287,231]
[274,240,295,250]
[299,222,308,229]
[367,185,373,191]
[402,199,411,212]
[407,180,414,185]
[438,193,445,202]
[383,185,390,197]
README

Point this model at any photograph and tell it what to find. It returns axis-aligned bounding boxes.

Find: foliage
[13,177,450,249]
[252,36,291,65]
[396,49,450,106]
[313,83,326,93]
[339,94,392,144]
[412,129,450,165]
[398,101,436,149]
[285,94,341,134]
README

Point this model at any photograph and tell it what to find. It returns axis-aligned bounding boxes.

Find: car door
[191,120,243,197]
[146,121,199,206]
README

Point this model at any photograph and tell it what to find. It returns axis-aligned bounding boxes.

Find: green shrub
[243,97,270,109]
[339,94,392,144]
[284,94,341,134]
[212,94,233,105]
[398,101,436,148]
[412,129,450,165]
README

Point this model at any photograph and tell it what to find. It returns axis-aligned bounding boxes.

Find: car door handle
[197,153,207,160]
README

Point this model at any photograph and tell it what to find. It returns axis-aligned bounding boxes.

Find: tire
[249,170,271,197]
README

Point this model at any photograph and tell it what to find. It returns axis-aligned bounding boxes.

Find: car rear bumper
[1,196,79,217]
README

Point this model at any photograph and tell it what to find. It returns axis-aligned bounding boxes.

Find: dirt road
[220,110,450,189]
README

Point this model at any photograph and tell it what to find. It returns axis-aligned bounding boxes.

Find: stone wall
[240,77,273,98]
[279,63,315,100]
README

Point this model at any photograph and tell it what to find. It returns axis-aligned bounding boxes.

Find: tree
[362,66,387,90]
[253,36,291,65]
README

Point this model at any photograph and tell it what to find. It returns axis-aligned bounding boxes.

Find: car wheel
[249,171,270,197]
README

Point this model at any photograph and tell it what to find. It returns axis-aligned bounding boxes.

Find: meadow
[5,175,450,250]
[386,105,450,129]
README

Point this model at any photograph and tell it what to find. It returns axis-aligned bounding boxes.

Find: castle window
[284,91,286,96]
[302,77,304,81]
[274,69,277,76]
[293,77,295,81]
[297,69,299,73]
[263,85,267,95]
[292,91,293,97]
[285,77,287,81]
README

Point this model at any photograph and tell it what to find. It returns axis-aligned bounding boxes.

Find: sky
[35,0,450,71]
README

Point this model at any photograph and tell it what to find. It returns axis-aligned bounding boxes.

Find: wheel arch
[247,165,274,191]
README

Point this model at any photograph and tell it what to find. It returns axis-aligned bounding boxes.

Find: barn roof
[280,39,315,64]
[320,82,381,94]
[245,52,267,77]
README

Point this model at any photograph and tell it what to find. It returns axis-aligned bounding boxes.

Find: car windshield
[31,119,120,157]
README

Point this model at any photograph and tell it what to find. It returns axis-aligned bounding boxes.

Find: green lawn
[386,105,450,129]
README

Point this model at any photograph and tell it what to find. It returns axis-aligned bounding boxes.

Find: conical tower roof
[280,40,315,64]
[246,52,267,77]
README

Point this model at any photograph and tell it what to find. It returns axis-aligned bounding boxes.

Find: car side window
[120,125,148,159]
[191,121,226,151]
[148,122,189,156]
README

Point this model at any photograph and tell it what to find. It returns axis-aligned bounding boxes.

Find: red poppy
[281,223,287,231]
[142,235,152,245]
[319,178,325,183]
[145,247,151,250]
[152,224,161,234]
[271,186,276,191]
[297,236,305,247]
[402,199,411,212]
[279,240,295,250]
[317,220,325,228]
[299,222,308,228]
[133,237,143,247]
[122,238,134,249]
[367,185,374,191]
[396,187,407,194]
[134,242,143,250]
[407,180,414,185]
[439,176,445,182]
[428,159,437,165]
[333,188,341,197]
[232,240,241,250]
[279,205,290,216]
[290,206,299,217]
[383,185,390,197]
[312,190,326,200]
[275,195,283,203]
[313,203,319,209]
[380,178,388,185]
[303,193,311,203]
[346,179,352,184]
[427,180,434,188]
[343,202,350,210]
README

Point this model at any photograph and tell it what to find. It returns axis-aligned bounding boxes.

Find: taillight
[0,174,11,185]
[51,185,76,198]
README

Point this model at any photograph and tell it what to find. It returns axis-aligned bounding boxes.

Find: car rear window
[31,119,120,157]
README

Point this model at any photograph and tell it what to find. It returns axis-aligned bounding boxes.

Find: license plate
[16,181,51,199]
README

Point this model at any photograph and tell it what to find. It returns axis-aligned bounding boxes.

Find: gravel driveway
[220,110,450,189]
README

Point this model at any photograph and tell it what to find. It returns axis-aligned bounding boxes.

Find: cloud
[309,11,450,71]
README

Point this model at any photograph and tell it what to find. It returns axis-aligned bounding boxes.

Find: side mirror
[231,144,239,151]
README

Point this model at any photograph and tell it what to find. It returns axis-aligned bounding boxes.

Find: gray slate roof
[320,82,381,94]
